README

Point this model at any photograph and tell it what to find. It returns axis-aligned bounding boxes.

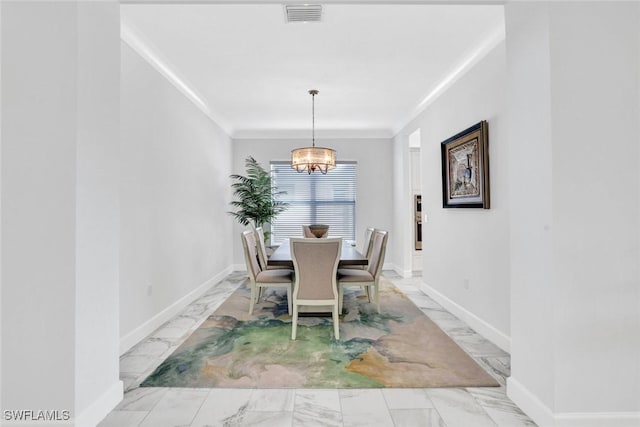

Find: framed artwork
[441,121,490,209]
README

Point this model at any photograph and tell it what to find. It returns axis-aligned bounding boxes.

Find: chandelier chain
[311,90,316,147]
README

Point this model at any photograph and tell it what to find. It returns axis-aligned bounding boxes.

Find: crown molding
[120,21,233,135]
[122,1,506,5]
[392,22,505,137]
[232,128,393,140]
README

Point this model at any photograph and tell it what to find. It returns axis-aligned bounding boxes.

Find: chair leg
[375,283,380,313]
[338,285,344,313]
[291,305,298,340]
[365,284,371,302]
[286,285,292,315]
[249,284,255,315]
[332,305,340,340]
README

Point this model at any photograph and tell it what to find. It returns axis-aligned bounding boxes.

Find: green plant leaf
[228,156,289,235]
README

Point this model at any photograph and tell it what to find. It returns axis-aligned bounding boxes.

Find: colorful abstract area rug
[140,278,499,388]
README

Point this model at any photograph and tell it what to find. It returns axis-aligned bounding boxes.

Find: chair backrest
[241,230,262,281]
[302,225,315,238]
[290,238,341,300]
[254,227,269,270]
[367,230,388,279]
[362,227,376,258]
[302,225,329,238]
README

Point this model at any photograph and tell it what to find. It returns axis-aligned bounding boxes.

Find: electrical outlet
[147,285,153,296]
[463,278,470,290]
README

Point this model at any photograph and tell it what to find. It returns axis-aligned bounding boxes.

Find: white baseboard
[389,263,412,278]
[508,377,640,427]
[418,281,511,353]
[554,412,640,427]
[507,376,555,427]
[232,263,246,272]
[119,265,233,355]
[74,380,123,427]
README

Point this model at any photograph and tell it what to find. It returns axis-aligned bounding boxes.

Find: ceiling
[121,2,504,138]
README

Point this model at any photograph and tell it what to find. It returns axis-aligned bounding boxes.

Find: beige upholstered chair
[362,226,375,258]
[290,238,342,340]
[254,227,288,270]
[342,226,376,270]
[338,230,388,314]
[302,225,328,238]
[302,225,315,238]
[241,230,293,315]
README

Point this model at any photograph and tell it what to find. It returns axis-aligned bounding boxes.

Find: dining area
[240,225,389,340]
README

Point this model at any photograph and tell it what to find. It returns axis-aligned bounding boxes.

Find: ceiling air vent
[285,4,323,23]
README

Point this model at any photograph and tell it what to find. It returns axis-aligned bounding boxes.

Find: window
[270,161,357,245]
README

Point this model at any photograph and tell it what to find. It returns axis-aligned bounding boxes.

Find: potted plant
[228,156,288,243]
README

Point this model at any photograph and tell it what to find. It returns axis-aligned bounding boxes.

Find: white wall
[395,41,511,347]
[550,3,639,413]
[2,2,76,413]
[391,133,412,276]
[504,2,555,411]
[75,2,122,425]
[120,41,233,352]
[231,138,394,267]
[1,2,121,425]
[506,2,640,425]
[1,1,4,413]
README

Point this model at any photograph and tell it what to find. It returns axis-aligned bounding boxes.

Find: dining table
[268,239,367,268]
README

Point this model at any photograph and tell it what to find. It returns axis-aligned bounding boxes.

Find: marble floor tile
[138,388,209,427]
[381,270,402,279]
[294,389,341,412]
[119,354,158,375]
[190,389,253,427]
[151,316,199,340]
[125,338,173,359]
[181,303,211,319]
[247,389,296,412]
[236,411,293,427]
[468,388,537,427]
[389,409,445,427]
[115,387,168,411]
[382,388,433,409]
[98,410,148,427]
[439,324,478,339]
[476,357,511,386]
[150,326,191,341]
[407,295,445,311]
[293,389,342,427]
[427,388,497,427]
[340,389,394,427]
[451,333,509,358]
[120,373,141,392]
[421,309,468,332]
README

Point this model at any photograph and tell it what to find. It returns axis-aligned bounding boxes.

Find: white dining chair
[255,227,288,270]
[302,225,315,238]
[290,237,342,340]
[338,229,388,314]
[241,230,293,315]
[342,226,375,270]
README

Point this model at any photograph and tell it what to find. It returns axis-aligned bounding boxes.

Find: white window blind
[270,161,357,245]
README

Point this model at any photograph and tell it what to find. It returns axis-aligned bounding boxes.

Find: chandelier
[291,89,336,174]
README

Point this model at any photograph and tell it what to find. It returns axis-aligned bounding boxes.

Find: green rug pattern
[141,278,499,388]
